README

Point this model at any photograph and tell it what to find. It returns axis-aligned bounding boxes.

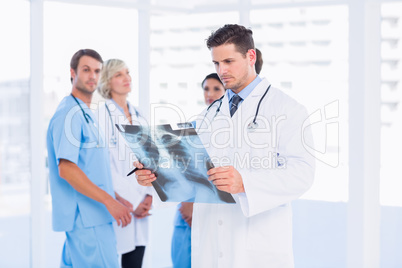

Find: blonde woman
[96,59,152,268]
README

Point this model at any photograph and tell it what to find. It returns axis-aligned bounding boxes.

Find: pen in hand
[127,168,137,177]
[127,161,145,177]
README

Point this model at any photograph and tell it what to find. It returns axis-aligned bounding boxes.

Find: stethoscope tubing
[249,84,271,129]
[71,93,102,147]
[105,103,116,143]
[198,84,271,131]
[71,93,90,124]
[105,101,140,145]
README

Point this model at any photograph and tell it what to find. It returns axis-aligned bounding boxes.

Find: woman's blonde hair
[98,59,128,99]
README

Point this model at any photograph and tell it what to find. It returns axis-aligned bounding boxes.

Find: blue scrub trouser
[171,223,191,268]
[60,211,119,268]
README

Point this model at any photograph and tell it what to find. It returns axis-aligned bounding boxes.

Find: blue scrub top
[47,95,115,232]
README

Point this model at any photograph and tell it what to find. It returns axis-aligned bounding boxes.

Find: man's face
[211,43,256,94]
[70,55,102,95]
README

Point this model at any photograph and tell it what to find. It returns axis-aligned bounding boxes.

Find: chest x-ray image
[116,123,235,204]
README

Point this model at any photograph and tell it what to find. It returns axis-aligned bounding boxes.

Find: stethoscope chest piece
[247,121,259,132]
[109,136,117,146]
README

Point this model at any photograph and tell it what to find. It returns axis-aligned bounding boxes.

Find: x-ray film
[116,123,236,204]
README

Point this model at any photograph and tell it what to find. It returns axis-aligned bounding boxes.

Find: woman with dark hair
[202,73,226,105]
[170,73,225,268]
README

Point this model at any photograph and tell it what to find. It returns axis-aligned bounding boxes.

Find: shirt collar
[227,75,262,101]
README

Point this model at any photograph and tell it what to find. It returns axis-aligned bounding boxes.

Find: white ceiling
[44,0,352,14]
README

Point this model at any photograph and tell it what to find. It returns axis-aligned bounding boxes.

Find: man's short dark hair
[255,48,263,74]
[70,49,103,82]
[206,24,254,55]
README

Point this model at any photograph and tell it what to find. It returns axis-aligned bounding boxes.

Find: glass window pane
[251,0,335,4]
[380,2,402,267]
[43,2,139,112]
[251,5,349,202]
[0,1,31,267]
[43,3,139,267]
[150,12,239,124]
[380,2,402,207]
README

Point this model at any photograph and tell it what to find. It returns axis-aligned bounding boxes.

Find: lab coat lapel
[106,99,131,125]
[220,91,230,117]
[249,78,271,98]
[106,99,130,169]
[128,102,140,123]
[206,80,268,161]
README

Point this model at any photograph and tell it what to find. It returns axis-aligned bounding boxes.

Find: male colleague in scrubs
[47,49,132,267]
[135,24,315,268]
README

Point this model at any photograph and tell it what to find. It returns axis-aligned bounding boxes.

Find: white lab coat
[96,99,152,254]
[192,78,315,268]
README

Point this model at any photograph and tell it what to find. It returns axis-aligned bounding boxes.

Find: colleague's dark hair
[255,48,263,74]
[206,24,254,56]
[70,49,103,83]
[201,73,223,88]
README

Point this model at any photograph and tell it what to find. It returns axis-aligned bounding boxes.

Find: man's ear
[248,49,256,66]
[70,68,76,83]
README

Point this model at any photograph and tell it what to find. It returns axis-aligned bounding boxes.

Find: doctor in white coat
[135,24,315,268]
[96,59,152,268]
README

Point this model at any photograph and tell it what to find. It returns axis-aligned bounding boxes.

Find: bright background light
[1,0,402,267]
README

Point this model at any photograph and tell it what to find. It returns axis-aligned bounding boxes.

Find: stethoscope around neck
[71,93,101,147]
[198,84,271,132]
[105,102,140,146]
[71,93,91,124]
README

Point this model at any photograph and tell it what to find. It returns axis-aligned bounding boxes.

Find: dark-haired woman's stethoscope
[105,102,140,146]
[198,84,271,132]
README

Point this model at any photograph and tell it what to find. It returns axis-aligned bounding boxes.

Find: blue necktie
[230,94,242,117]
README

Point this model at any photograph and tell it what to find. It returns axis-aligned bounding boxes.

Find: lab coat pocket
[245,132,271,150]
[243,118,273,149]
[246,205,292,253]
